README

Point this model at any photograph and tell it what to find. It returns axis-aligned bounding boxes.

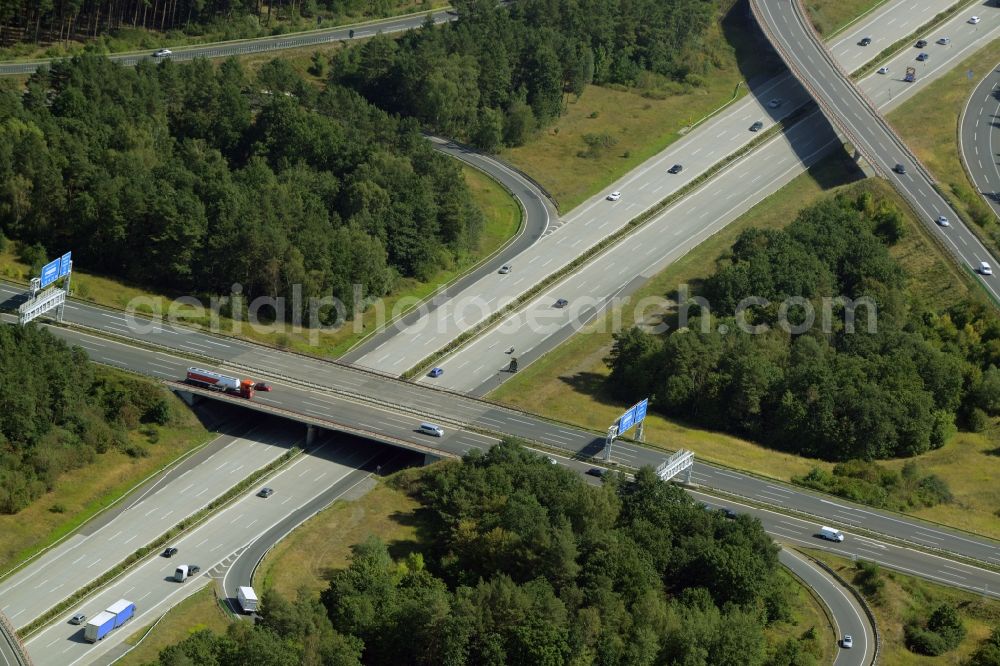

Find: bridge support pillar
[176,390,198,407]
[423,453,441,466]
[306,424,317,446]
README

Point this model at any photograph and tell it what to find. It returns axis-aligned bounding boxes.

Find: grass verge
[804,0,889,37]
[117,584,231,666]
[256,478,425,599]
[806,548,1000,665]
[0,392,211,576]
[767,566,835,664]
[499,4,778,212]
[0,163,520,360]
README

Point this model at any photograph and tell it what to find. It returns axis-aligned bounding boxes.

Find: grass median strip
[401,103,817,380]
[18,446,301,639]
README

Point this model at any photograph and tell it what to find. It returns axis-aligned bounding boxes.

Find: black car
[586,467,607,478]
[894,163,906,174]
[554,298,569,308]
[257,487,274,498]
[859,36,872,46]
[162,547,178,558]
[188,564,201,575]
[749,121,764,132]
[668,164,683,174]
[915,39,927,48]
[721,508,738,519]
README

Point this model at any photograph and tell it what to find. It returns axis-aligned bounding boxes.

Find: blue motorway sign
[58,251,72,277]
[618,409,635,433]
[616,398,649,434]
[40,259,60,288]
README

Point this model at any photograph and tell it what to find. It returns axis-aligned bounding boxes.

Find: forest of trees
[0,54,484,322]
[0,0,406,47]
[0,325,174,513]
[151,441,821,666]
[330,0,728,150]
[605,186,1000,461]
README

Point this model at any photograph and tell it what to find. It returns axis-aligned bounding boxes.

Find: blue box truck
[83,599,135,642]
[83,612,116,642]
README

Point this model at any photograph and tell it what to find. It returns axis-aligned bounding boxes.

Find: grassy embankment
[804,0,891,37]
[806,548,1000,665]
[0,393,211,575]
[0,165,520,359]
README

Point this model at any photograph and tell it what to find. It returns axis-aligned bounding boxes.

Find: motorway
[753,0,1000,304]
[0,10,453,76]
[961,62,1000,218]
[0,422,302,631]
[417,1,1000,394]
[2,313,995,577]
[355,0,989,378]
[20,434,393,665]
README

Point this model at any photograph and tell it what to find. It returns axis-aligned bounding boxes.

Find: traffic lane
[351,78,819,373]
[340,136,556,364]
[778,549,872,666]
[863,7,1000,111]
[34,322,1000,569]
[692,491,1000,601]
[829,0,953,69]
[756,0,1000,304]
[0,615,24,666]
[426,111,840,394]
[221,445,420,605]
[961,65,1000,218]
[23,437,381,666]
[0,421,298,631]
[0,10,452,76]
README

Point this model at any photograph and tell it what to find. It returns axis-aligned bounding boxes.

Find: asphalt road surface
[0,422,302,631]
[354,0,982,376]
[778,549,874,666]
[961,62,1000,218]
[753,0,1000,302]
[0,10,454,76]
[6,316,997,577]
[21,435,386,666]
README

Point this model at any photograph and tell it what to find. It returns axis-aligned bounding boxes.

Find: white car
[877,66,889,74]
[937,37,950,45]
[606,191,621,201]
[498,264,511,274]
[980,261,993,276]
[153,48,172,57]
[936,215,950,227]
[842,635,853,649]
[969,16,981,24]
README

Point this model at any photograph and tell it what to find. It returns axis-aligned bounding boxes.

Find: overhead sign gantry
[19,251,72,325]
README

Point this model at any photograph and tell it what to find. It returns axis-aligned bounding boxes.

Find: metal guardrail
[807,555,881,665]
[0,611,32,666]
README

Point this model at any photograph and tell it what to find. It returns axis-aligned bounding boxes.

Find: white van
[820,526,845,542]
[418,423,444,437]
